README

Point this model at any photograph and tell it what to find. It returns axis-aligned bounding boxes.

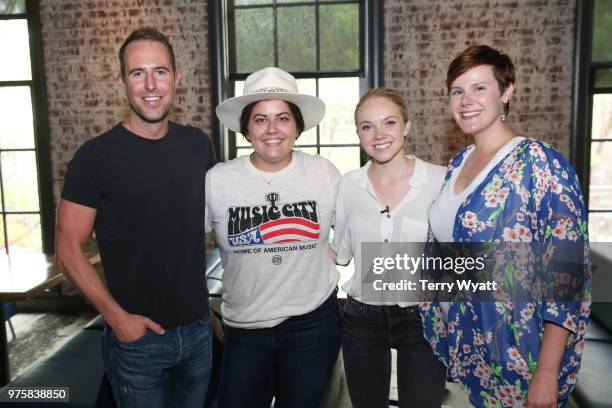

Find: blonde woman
[332,88,447,408]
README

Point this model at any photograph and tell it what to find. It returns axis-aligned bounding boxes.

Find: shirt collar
[355,155,427,190]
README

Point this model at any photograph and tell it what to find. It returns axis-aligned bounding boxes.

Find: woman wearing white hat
[206,67,341,408]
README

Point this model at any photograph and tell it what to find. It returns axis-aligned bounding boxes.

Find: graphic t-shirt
[206,151,341,328]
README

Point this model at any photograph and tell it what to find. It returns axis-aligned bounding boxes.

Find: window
[0,0,53,253]
[588,0,612,242]
[210,0,383,174]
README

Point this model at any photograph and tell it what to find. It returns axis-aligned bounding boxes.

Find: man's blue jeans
[218,291,341,408]
[102,313,212,408]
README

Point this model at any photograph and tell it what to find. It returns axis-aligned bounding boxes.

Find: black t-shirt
[61,123,216,328]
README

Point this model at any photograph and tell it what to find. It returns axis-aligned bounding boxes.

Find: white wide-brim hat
[216,67,326,134]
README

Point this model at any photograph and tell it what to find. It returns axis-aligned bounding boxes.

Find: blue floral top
[421,139,591,407]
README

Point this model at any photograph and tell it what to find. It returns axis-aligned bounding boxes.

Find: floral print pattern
[421,139,591,407]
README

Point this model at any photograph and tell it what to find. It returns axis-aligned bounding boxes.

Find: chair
[3,302,16,340]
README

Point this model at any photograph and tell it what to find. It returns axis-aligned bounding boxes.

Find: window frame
[209,0,384,163]
[572,0,612,242]
[0,0,54,253]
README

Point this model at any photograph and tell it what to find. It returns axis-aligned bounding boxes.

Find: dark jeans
[218,291,341,408]
[102,313,212,408]
[342,297,446,408]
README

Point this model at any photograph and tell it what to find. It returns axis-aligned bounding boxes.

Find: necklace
[250,152,294,186]
[256,168,273,186]
[249,153,274,186]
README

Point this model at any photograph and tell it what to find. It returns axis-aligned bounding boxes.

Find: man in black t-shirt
[56,27,215,407]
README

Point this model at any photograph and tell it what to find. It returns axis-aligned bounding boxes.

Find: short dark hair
[119,27,176,78]
[239,100,305,140]
[446,45,515,94]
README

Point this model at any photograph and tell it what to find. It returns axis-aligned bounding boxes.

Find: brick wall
[41,0,577,193]
[40,0,211,201]
[384,0,576,166]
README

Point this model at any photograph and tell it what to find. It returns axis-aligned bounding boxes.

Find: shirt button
[384,239,389,243]
[386,214,391,219]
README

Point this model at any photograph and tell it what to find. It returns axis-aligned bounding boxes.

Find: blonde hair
[354,87,410,126]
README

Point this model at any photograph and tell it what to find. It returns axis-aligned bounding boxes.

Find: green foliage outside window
[233,1,360,74]
[229,1,363,175]
[0,0,25,14]
[593,0,612,61]
[320,4,359,71]
[235,8,275,73]
[277,6,316,71]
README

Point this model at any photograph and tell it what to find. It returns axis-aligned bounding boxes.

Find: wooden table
[0,252,100,386]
